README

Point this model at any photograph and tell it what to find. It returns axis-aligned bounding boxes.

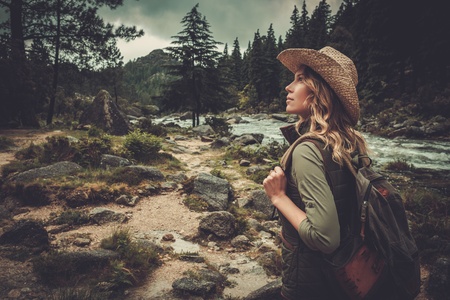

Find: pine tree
[307,0,332,49]
[248,30,265,110]
[230,37,244,90]
[165,3,225,126]
[262,24,280,107]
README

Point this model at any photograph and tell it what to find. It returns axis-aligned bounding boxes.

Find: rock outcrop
[79,90,131,135]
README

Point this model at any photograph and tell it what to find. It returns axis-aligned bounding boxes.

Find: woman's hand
[263,166,287,205]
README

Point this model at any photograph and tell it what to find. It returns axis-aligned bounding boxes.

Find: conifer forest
[0,0,448,128]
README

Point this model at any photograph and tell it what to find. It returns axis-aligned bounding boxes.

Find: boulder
[123,165,165,181]
[79,90,131,135]
[191,172,232,211]
[9,161,82,183]
[199,211,236,239]
[172,277,215,296]
[99,154,132,169]
[247,190,273,217]
[89,207,128,225]
[244,277,282,300]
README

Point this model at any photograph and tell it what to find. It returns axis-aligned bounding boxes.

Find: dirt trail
[0,129,262,299]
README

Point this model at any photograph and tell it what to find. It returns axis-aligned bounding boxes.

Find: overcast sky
[100,0,343,63]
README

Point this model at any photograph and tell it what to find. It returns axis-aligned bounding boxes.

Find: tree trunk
[46,0,61,125]
[10,0,39,127]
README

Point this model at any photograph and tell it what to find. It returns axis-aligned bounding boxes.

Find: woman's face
[285,65,312,118]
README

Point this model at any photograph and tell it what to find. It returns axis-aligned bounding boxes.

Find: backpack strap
[292,139,366,240]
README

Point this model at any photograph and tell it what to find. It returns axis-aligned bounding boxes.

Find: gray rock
[179,111,193,120]
[191,173,232,211]
[79,90,131,135]
[233,134,260,146]
[89,207,128,225]
[248,190,273,217]
[99,154,132,169]
[124,165,165,181]
[115,195,139,207]
[9,161,82,183]
[172,277,215,296]
[211,137,230,149]
[244,277,282,300]
[271,113,289,122]
[246,165,269,175]
[192,125,214,136]
[231,235,252,250]
[166,172,188,183]
[199,211,236,239]
[239,159,251,167]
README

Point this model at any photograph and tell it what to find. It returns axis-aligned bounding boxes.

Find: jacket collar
[280,121,309,145]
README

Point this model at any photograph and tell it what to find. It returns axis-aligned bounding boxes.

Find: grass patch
[183,195,209,212]
[0,136,16,150]
[100,227,161,287]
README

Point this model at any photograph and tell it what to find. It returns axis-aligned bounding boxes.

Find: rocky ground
[0,129,436,299]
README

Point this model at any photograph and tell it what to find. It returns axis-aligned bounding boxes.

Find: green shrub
[40,136,80,164]
[205,116,232,137]
[183,195,209,212]
[139,118,168,137]
[87,126,104,137]
[14,142,43,160]
[123,129,162,163]
[77,136,113,167]
[384,158,414,171]
[101,227,132,254]
[101,227,161,286]
[0,136,15,150]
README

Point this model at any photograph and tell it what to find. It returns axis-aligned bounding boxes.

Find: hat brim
[277,48,359,126]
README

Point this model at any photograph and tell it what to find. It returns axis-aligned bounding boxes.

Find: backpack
[280,138,421,299]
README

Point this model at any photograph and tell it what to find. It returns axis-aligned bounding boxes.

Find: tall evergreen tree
[307,0,332,49]
[165,3,225,126]
[248,30,265,109]
[285,5,301,48]
[230,37,244,90]
[261,24,280,106]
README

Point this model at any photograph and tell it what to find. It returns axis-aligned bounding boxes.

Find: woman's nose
[285,83,292,93]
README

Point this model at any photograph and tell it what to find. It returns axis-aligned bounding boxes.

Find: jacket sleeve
[291,142,340,254]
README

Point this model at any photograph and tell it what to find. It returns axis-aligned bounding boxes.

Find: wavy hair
[296,66,369,166]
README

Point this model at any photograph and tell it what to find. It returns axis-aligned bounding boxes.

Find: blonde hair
[296,66,369,165]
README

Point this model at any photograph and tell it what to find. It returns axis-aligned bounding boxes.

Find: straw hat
[277,46,360,126]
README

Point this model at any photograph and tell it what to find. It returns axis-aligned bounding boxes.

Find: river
[156,115,450,171]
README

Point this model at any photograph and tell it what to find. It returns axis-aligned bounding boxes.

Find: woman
[263,47,378,299]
